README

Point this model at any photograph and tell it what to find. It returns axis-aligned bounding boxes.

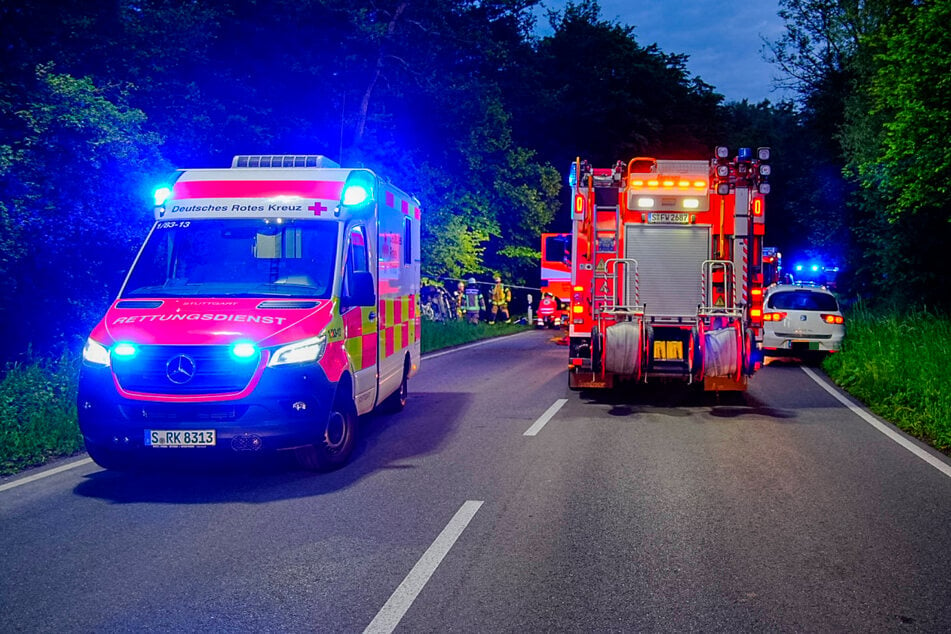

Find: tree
[0,65,166,358]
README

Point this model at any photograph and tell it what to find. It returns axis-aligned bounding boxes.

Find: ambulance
[78,155,421,471]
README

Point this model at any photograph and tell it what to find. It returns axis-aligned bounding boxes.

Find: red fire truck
[567,147,771,391]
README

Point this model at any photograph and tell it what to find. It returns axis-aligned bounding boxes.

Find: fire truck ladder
[699,260,743,318]
[595,258,643,319]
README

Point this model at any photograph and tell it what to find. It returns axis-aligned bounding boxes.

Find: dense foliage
[0,0,948,365]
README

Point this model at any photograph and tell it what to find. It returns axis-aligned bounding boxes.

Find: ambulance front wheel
[296,391,357,472]
[85,441,133,471]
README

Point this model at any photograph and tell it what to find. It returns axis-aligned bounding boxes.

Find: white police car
[761,283,845,357]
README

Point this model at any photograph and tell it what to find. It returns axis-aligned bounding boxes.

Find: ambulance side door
[342,224,379,415]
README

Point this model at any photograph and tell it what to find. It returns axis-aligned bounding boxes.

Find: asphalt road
[2,329,950,632]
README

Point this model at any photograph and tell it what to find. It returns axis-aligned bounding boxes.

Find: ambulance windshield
[122,219,337,299]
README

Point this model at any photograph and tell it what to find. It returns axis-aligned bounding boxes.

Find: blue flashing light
[795,265,803,272]
[231,342,258,359]
[153,186,172,206]
[567,163,577,187]
[811,265,820,272]
[113,343,137,358]
[738,147,753,161]
[342,185,370,206]
[340,170,375,208]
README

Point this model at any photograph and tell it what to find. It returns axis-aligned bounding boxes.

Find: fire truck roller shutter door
[604,321,640,375]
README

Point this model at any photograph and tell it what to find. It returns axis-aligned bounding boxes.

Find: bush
[0,354,83,475]
[823,303,951,452]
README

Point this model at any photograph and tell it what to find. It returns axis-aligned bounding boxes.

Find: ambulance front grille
[112,346,258,395]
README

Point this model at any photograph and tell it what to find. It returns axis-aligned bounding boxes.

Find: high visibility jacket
[490,282,511,306]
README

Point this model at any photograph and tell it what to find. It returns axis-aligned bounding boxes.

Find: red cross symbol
[308,201,327,216]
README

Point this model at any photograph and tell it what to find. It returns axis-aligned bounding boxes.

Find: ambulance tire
[382,357,410,413]
[296,391,357,472]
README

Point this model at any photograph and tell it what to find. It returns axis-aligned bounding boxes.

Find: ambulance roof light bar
[231,155,341,169]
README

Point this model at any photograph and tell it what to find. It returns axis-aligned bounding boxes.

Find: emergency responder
[537,292,558,328]
[453,281,466,320]
[489,274,511,323]
[464,278,485,324]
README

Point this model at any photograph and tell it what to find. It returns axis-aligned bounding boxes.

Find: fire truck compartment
[623,225,710,317]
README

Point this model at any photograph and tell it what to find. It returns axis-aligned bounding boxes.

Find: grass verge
[823,303,951,453]
[421,318,530,353]
[0,354,84,476]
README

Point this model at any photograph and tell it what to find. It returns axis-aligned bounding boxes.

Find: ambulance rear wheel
[296,392,356,471]
[382,358,409,413]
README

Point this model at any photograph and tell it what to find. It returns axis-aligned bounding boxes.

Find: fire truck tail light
[753,199,764,216]
[662,180,675,187]
[758,183,771,195]
[750,308,762,318]
[683,198,700,209]
[751,288,763,297]
[637,197,655,208]
[717,183,730,195]
[574,194,585,215]
[821,314,845,325]
[694,180,707,188]
[631,179,645,187]
[716,146,730,159]
[757,147,771,161]
[572,305,583,314]
[763,311,787,322]
[716,165,730,178]
[647,180,659,187]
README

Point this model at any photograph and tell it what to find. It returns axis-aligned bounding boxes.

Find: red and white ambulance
[78,155,421,471]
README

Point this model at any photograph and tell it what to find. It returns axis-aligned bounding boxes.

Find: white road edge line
[801,366,951,479]
[0,457,94,493]
[364,500,483,634]
[524,399,568,437]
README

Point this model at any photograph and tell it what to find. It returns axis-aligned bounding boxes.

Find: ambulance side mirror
[344,271,376,307]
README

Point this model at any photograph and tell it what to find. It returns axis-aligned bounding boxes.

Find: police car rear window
[768,290,838,311]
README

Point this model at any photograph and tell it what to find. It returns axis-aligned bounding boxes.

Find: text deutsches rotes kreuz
[168,203,305,214]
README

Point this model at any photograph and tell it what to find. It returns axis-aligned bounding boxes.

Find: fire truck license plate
[648,212,690,224]
[145,430,216,447]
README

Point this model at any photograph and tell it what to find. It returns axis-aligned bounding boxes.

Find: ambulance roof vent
[231,155,341,169]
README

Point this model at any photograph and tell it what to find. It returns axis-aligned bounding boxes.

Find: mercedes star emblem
[166,354,197,384]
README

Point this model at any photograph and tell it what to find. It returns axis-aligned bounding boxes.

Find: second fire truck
[567,147,772,391]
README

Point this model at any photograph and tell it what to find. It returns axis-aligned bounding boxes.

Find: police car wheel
[296,394,356,471]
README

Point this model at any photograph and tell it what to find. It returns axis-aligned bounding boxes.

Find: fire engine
[567,147,771,391]
[78,155,421,471]
[538,232,571,328]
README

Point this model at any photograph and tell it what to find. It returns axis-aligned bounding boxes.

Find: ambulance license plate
[145,430,216,447]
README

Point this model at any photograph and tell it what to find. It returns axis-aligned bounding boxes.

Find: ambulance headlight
[267,335,327,367]
[83,338,111,367]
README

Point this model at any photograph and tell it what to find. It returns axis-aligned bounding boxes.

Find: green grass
[0,354,84,476]
[823,303,951,453]
[421,318,530,354]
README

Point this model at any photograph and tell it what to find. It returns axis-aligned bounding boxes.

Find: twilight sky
[535,0,794,104]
